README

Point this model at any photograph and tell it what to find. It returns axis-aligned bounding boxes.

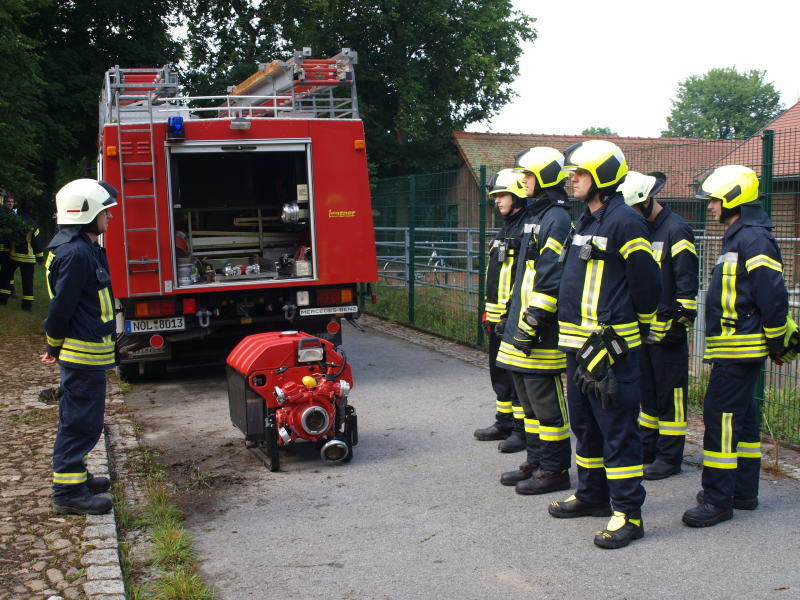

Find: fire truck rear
[97,49,377,379]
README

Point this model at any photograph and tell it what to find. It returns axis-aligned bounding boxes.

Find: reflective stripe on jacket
[484,208,526,323]
[557,193,661,351]
[703,211,788,363]
[497,188,571,373]
[647,205,699,343]
[9,213,44,263]
[45,232,116,370]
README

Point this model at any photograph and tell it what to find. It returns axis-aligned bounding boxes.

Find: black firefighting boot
[548,494,612,519]
[593,511,644,549]
[682,502,733,527]
[643,459,681,481]
[497,430,525,453]
[21,300,32,312]
[53,490,112,515]
[500,461,537,486]
[473,423,512,441]
[516,469,570,496]
[87,474,111,495]
[696,490,758,511]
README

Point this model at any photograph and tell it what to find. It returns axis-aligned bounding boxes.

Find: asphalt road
[127,324,800,600]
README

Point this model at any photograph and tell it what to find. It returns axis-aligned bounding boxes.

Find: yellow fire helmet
[513,146,569,189]
[696,165,760,209]
[487,168,527,198]
[563,140,628,189]
[619,171,667,207]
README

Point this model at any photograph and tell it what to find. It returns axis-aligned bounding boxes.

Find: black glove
[573,329,628,409]
[509,308,541,351]
[521,308,539,331]
[511,331,535,351]
[639,322,652,344]
[494,317,507,339]
[573,353,620,409]
[673,303,696,328]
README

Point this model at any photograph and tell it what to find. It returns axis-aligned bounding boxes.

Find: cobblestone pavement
[0,335,126,600]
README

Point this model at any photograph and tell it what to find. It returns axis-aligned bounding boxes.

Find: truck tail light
[182,298,197,314]
[134,300,176,318]
[316,288,354,306]
[326,320,341,335]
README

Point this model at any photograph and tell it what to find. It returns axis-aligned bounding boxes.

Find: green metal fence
[366,129,800,444]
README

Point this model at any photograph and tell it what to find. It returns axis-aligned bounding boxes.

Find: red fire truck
[97,48,377,379]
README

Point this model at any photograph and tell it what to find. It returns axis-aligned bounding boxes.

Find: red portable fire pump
[96,48,377,380]
[226,331,357,471]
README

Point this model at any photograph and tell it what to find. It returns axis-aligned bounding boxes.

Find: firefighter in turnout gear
[549,140,661,549]
[41,179,119,515]
[0,200,45,311]
[496,147,572,495]
[474,169,527,452]
[683,165,793,528]
[619,172,699,480]
[0,191,12,298]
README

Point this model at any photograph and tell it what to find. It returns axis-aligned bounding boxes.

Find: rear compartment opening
[168,143,314,288]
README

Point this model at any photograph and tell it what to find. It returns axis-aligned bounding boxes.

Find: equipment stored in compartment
[97,51,377,377]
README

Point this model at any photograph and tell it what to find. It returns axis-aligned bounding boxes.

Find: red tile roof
[711,100,800,178]
[453,131,739,199]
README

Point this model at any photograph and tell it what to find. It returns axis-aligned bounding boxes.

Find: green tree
[20,0,182,212]
[182,1,535,176]
[662,67,783,139]
[581,126,617,136]
[180,0,286,97]
[0,0,44,198]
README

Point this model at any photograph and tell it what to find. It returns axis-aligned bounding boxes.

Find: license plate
[298,305,358,317]
[125,316,186,333]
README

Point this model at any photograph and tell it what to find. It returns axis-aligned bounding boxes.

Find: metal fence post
[466,228,473,310]
[408,175,416,323]
[761,129,774,214]
[477,165,487,345]
[756,129,775,410]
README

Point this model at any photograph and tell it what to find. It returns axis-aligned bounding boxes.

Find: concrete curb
[77,422,126,600]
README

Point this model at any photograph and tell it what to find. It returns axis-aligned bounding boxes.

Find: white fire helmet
[55,179,119,226]
[619,171,667,207]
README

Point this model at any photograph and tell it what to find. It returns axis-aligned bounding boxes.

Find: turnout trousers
[701,361,762,509]
[511,372,570,471]
[0,259,34,306]
[488,324,523,432]
[638,341,689,466]
[565,351,646,516]
[52,365,107,500]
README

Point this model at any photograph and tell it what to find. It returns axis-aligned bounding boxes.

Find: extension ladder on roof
[226,48,359,118]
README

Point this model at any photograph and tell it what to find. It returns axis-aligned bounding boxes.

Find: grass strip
[114,446,215,599]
